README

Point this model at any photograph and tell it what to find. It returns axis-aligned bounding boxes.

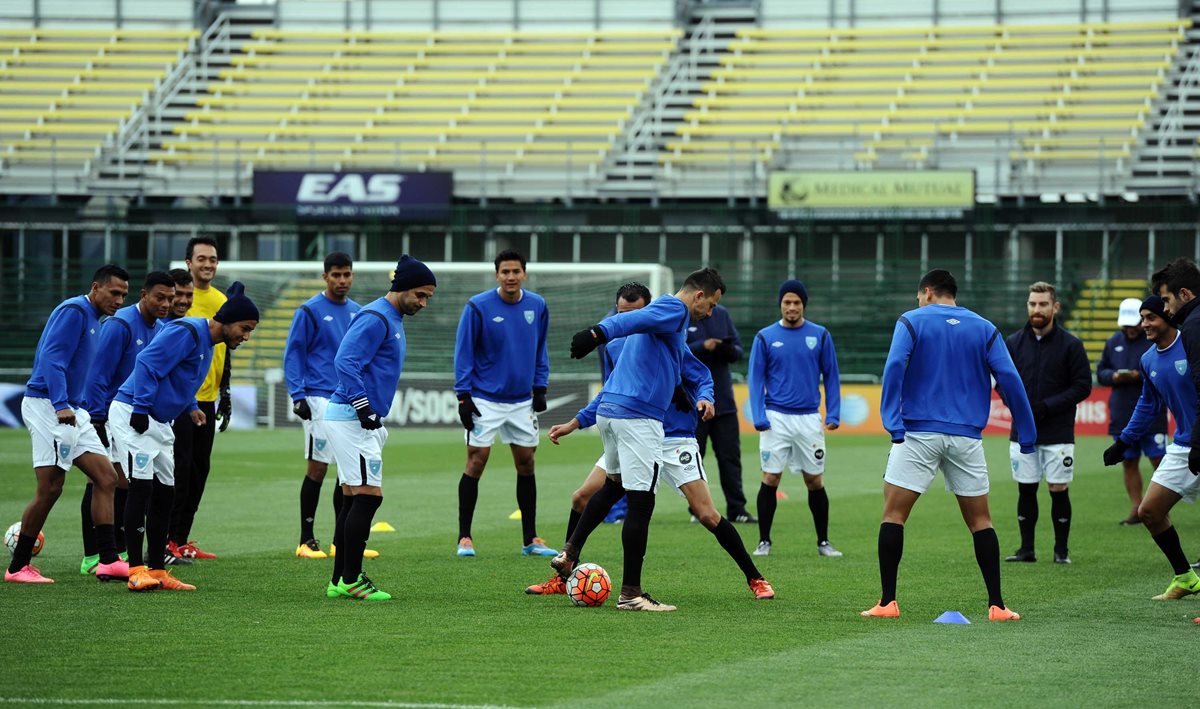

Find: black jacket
[1005,322,1092,444]
[686,305,743,416]
[1173,297,1200,441]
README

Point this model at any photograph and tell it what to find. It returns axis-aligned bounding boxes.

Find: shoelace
[306,539,321,551]
[638,593,662,606]
[357,575,379,594]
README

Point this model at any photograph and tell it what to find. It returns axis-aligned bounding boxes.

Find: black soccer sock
[565,508,582,544]
[1016,482,1039,551]
[8,533,37,573]
[332,483,343,516]
[808,487,830,544]
[331,492,350,585]
[516,473,538,546]
[146,480,174,571]
[123,479,152,568]
[973,527,1005,609]
[709,517,762,582]
[458,474,479,540]
[567,478,625,554]
[113,486,128,553]
[620,489,656,597]
[80,483,97,557]
[300,476,321,544]
[1152,525,1193,576]
[878,522,904,605]
[94,524,119,565]
[1049,489,1071,555]
[341,494,382,585]
[757,482,777,544]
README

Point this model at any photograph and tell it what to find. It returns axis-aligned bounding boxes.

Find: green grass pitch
[1,428,1197,708]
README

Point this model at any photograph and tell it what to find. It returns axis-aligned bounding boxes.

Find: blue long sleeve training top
[25,294,103,411]
[1120,332,1195,448]
[113,317,214,423]
[454,288,549,403]
[330,297,407,417]
[284,292,362,401]
[1097,329,1167,436]
[880,304,1037,448]
[747,319,841,430]
[593,294,691,422]
[85,303,162,421]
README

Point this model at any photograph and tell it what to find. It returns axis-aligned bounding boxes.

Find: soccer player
[1004,282,1092,565]
[168,236,229,560]
[1097,298,1165,525]
[1102,296,1200,601]
[748,280,842,558]
[110,283,259,592]
[555,267,725,612]
[453,250,552,558]
[165,268,194,321]
[686,302,754,523]
[5,265,132,584]
[284,252,362,559]
[862,269,1034,621]
[325,255,436,601]
[78,271,175,575]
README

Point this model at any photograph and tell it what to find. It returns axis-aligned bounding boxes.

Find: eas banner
[253,170,452,220]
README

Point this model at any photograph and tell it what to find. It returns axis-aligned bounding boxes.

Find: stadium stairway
[1064,278,1149,362]
[230,276,322,383]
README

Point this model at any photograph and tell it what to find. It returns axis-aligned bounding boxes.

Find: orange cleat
[988,605,1020,621]
[148,569,196,591]
[861,600,900,617]
[749,577,775,600]
[126,565,160,592]
[178,541,217,560]
[525,574,567,595]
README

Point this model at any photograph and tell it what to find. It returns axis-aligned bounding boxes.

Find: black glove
[1102,439,1130,466]
[1031,401,1048,420]
[92,421,109,448]
[1189,446,1200,476]
[672,385,692,413]
[570,326,606,360]
[458,393,481,431]
[351,397,382,431]
[293,399,312,421]
[129,412,149,435]
[217,392,232,433]
[532,387,547,413]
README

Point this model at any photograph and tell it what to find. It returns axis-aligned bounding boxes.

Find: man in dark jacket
[687,304,755,522]
[1005,282,1092,565]
[1096,298,1166,525]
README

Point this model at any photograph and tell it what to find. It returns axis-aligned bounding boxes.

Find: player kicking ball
[324,255,436,601]
[109,282,259,591]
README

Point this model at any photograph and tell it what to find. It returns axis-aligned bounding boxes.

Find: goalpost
[172,260,674,428]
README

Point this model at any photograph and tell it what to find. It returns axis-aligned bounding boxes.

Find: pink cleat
[4,564,55,583]
[94,559,130,581]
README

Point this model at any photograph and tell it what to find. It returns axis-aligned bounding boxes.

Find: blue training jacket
[747,319,841,429]
[881,303,1036,448]
[1120,332,1195,448]
[284,292,362,401]
[330,296,407,417]
[593,294,691,422]
[454,288,549,403]
[113,316,214,423]
[25,294,103,411]
[85,303,163,421]
[1097,329,1167,436]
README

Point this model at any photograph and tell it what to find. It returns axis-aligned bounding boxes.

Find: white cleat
[817,541,844,558]
[752,540,771,557]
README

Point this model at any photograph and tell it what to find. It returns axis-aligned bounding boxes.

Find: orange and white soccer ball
[4,522,43,556]
[566,562,611,607]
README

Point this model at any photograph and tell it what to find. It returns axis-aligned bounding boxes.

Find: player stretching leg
[324,256,436,601]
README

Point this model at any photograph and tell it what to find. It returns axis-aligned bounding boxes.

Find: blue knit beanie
[390,254,436,293]
[214,281,259,323]
[779,279,808,306]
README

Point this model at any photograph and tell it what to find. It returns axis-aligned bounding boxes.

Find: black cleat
[1118,516,1142,526]
[731,512,758,524]
[1053,549,1072,565]
[1005,549,1037,562]
[164,553,193,566]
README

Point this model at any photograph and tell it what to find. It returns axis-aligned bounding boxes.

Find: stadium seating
[0,29,196,176]
[1065,278,1150,361]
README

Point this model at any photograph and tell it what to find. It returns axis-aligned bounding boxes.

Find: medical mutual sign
[253,170,452,220]
[768,171,974,211]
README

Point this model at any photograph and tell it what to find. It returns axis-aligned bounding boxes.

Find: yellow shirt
[188,284,227,402]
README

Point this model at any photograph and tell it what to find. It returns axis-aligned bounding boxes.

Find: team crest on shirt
[58,443,71,461]
[492,316,504,323]
[134,453,150,470]
[314,439,327,452]
[368,459,382,475]
[806,336,818,350]
[524,310,535,324]
[1176,360,1188,376]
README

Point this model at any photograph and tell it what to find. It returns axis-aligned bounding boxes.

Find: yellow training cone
[370,522,397,532]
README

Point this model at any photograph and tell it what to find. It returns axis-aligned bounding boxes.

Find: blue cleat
[521,537,558,557]
[456,537,475,557]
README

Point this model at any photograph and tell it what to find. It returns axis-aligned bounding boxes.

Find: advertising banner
[252,170,452,220]
[768,170,974,211]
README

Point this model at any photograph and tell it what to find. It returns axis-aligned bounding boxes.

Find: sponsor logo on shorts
[367,459,382,475]
[134,452,150,470]
[814,448,825,460]
[1063,456,1074,468]
[679,451,693,465]
[524,310,535,324]
[315,438,327,452]
[806,336,817,350]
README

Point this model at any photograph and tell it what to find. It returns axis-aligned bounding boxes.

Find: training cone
[933,611,971,625]
[370,522,396,533]
[508,509,523,520]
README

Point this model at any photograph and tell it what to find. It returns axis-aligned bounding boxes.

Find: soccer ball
[566,563,611,607]
[4,522,44,557]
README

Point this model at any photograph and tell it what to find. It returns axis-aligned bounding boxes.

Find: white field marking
[0,700,530,709]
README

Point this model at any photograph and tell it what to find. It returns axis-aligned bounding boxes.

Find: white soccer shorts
[107,400,176,484]
[325,403,388,487]
[760,411,826,475]
[597,415,664,493]
[593,453,613,474]
[1010,442,1074,485]
[660,436,705,498]
[22,396,107,471]
[300,395,334,465]
[884,432,990,497]
[466,397,540,448]
[1149,443,1200,503]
